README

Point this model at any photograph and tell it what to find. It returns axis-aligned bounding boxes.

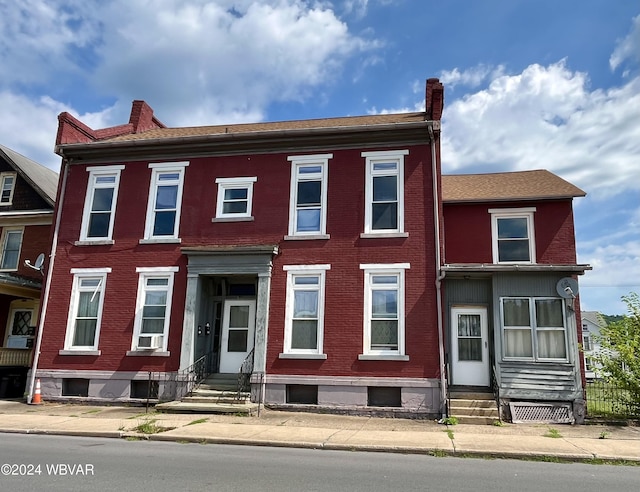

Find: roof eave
[442,263,592,275]
[443,194,586,204]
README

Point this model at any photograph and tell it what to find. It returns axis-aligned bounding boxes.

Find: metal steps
[449,390,500,425]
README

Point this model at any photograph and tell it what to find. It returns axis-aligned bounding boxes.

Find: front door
[219,300,256,373]
[451,307,489,386]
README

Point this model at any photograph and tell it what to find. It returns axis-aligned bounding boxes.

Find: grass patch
[493,420,504,427]
[442,416,458,425]
[128,411,157,419]
[544,428,562,438]
[444,429,455,440]
[186,418,208,426]
[133,418,174,435]
[82,409,101,414]
[429,449,448,458]
[125,436,146,441]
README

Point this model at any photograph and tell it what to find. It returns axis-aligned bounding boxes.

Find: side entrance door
[451,306,489,386]
[219,300,256,373]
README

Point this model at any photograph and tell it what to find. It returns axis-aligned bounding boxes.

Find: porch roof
[441,263,592,275]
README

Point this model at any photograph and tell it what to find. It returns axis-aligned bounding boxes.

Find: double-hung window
[360,263,409,359]
[131,267,178,353]
[362,150,408,236]
[490,208,536,263]
[286,154,331,239]
[143,162,188,242]
[63,268,111,353]
[214,177,257,220]
[0,172,16,205]
[0,227,23,270]
[281,265,329,358]
[79,166,124,242]
[501,297,567,361]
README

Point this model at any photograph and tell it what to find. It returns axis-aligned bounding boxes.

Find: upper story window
[63,268,111,353]
[359,263,410,360]
[0,172,17,206]
[143,162,189,243]
[130,267,178,353]
[214,177,257,221]
[0,227,23,271]
[362,150,409,237]
[281,265,330,358]
[490,208,536,263]
[79,166,124,242]
[501,297,567,361]
[286,154,332,239]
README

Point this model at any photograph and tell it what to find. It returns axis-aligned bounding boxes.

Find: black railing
[237,348,254,397]
[491,364,501,419]
[172,351,212,401]
[586,380,640,419]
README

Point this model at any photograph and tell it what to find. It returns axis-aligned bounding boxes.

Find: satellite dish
[34,253,45,270]
[556,277,579,298]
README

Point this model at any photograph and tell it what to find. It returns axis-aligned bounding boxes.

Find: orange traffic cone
[32,378,42,405]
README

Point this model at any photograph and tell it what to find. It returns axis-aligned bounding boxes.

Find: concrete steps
[156,373,257,415]
[448,390,500,425]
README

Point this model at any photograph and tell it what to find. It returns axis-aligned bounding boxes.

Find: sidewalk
[0,400,638,462]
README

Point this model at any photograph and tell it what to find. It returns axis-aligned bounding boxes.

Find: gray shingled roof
[0,144,58,205]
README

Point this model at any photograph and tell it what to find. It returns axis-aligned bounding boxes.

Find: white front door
[219,300,256,373]
[451,307,489,386]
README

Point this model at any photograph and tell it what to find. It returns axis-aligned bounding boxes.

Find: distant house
[581,311,606,380]
[0,145,57,398]
[441,170,591,422]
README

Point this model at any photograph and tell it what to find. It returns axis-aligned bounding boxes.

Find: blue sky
[1,0,638,315]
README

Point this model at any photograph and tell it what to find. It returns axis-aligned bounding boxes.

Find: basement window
[130,380,159,399]
[62,379,89,397]
[367,387,401,407]
[286,385,318,405]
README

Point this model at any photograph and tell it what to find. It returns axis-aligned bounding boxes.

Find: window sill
[74,240,115,246]
[358,354,409,361]
[212,216,254,222]
[58,350,101,356]
[502,358,569,364]
[284,234,330,241]
[139,238,181,244]
[278,353,327,360]
[360,232,408,239]
[126,350,170,357]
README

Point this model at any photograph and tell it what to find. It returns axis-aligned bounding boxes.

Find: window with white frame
[360,263,409,357]
[501,297,567,361]
[0,227,23,270]
[143,162,188,241]
[490,208,536,263]
[63,268,111,351]
[282,265,329,356]
[362,150,408,235]
[80,166,124,241]
[131,267,178,351]
[287,154,331,238]
[214,177,257,219]
[0,172,16,205]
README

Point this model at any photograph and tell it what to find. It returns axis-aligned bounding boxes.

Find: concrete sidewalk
[0,400,638,462]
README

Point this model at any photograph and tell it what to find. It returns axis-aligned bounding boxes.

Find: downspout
[428,123,448,419]
[27,157,70,403]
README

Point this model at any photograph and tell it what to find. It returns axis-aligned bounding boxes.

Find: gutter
[428,123,448,419]
[27,158,70,403]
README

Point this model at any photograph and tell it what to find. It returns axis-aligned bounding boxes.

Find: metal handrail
[237,348,254,397]
[175,351,212,400]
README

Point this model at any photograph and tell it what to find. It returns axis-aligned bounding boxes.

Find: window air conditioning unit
[138,335,163,350]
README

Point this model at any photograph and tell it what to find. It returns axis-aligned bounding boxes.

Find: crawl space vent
[509,402,574,424]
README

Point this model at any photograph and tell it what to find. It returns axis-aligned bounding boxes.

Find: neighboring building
[441,170,591,422]
[581,311,605,380]
[32,80,447,415]
[0,145,57,398]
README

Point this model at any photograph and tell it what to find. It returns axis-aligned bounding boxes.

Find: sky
[1,0,638,315]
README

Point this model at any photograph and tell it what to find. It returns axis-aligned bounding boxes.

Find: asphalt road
[0,433,638,492]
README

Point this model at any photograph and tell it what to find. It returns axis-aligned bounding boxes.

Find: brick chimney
[129,100,164,133]
[425,78,444,121]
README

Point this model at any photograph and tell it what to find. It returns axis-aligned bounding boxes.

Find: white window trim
[0,226,24,271]
[0,172,17,206]
[130,266,179,353]
[489,207,536,264]
[142,162,189,241]
[79,165,125,242]
[214,176,257,220]
[280,264,330,358]
[500,296,569,363]
[286,154,332,239]
[362,150,408,235]
[62,268,111,352]
[359,263,410,359]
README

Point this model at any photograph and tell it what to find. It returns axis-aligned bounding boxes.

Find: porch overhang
[0,273,42,299]
[441,263,592,276]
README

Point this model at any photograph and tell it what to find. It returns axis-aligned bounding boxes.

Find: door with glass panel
[451,307,489,386]
[219,300,256,373]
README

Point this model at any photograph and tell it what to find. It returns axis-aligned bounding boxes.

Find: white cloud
[438,65,505,89]
[610,14,640,72]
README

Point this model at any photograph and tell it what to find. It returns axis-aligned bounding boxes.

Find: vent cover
[509,402,574,424]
